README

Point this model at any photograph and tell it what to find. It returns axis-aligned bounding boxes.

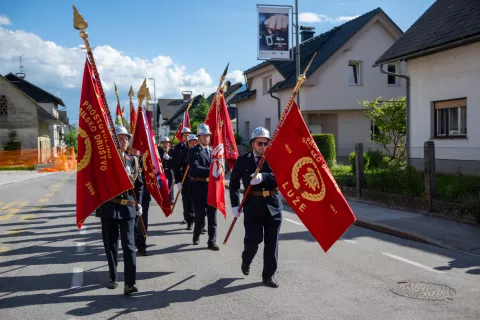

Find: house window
[245,121,250,138]
[263,76,273,95]
[434,98,467,138]
[265,118,271,132]
[387,64,398,85]
[348,61,362,85]
[0,95,7,115]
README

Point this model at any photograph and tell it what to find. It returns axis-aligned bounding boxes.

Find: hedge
[312,134,336,167]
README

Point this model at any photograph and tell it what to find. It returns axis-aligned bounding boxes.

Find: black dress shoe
[201,228,207,234]
[124,285,138,295]
[107,280,118,289]
[263,276,279,288]
[193,237,200,245]
[181,219,186,225]
[208,242,220,251]
[241,262,250,276]
[187,223,192,230]
[137,250,149,256]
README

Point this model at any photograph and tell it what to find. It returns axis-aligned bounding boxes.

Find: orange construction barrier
[0,147,77,171]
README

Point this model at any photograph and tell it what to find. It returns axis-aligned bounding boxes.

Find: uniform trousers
[101,217,136,285]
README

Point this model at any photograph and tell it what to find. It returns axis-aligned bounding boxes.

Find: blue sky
[0,0,436,124]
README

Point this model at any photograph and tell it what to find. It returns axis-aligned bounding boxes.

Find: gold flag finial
[73,5,88,31]
[137,79,147,109]
[128,86,134,99]
[146,87,151,101]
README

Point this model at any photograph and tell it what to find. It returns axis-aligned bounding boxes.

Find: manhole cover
[391,282,456,301]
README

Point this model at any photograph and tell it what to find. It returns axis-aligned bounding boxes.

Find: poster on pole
[257,5,291,60]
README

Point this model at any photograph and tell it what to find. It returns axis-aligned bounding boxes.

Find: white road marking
[76,242,86,253]
[71,267,84,288]
[340,238,358,244]
[284,218,303,226]
[79,225,87,234]
[381,252,444,274]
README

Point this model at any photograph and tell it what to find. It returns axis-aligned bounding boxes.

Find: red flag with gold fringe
[264,101,356,252]
[76,59,133,229]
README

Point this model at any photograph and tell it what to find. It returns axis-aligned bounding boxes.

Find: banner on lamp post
[257,5,292,61]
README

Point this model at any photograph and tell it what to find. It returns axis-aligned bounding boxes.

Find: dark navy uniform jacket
[229,152,282,216]
[173,142,188,181]
[95,152,144,220]
[174,147,190,184]
[158,147,175,173]
[187,144,211,195]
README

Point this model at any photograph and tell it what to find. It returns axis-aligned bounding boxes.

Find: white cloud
[0,26,224,119]
[0,15,11,26]
[226,70,244,84]
[299,12,359,24]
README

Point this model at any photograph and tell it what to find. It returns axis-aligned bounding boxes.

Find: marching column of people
[98,125,282,295]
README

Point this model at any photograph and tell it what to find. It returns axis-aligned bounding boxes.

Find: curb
[224,183,479,257]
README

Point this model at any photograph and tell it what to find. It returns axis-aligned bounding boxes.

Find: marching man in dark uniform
[95,125,144,295]
[175,133,198,230]
[173,127,191,224]
[229,127,282,288]
[158,136,175,204]
[187,123,219,251]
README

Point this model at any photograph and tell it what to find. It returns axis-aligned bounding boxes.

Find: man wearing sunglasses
[229,127,283,288]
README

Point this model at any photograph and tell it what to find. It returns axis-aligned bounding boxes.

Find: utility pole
[295,0,300,107]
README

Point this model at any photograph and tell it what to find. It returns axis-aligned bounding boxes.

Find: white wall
[237,68,285,139]
[408,42,480,159]
[303,18,405,112]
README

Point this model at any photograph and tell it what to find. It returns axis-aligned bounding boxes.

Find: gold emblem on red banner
[292,156,325,202]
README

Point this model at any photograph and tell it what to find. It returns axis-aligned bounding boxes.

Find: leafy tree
[62,126,78,153]
[359,97,406,160]
[190,96,211,134]
[3,130,21,151]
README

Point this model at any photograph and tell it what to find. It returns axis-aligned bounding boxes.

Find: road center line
[381,252,444,274]
[284,218,303,226]
[71,267,83,288]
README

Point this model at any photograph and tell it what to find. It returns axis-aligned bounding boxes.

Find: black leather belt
[190,177,209,182]
[250,188,278,197]
[109,198,135,207]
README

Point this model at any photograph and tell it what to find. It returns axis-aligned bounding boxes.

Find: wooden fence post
[355,143,364,199]
[424,141,436,212]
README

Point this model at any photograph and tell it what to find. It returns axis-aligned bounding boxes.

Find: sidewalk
[0,170,58,186]
[224,178,480,256]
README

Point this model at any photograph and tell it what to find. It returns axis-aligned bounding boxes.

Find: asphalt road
[0,172,479,320]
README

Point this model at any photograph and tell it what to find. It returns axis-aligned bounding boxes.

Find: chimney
[300,26,315,42]
[182,90,192,102]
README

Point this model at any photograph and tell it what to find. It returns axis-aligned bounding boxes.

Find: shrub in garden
[349,151,370,173]
[312,134,336,167]
[367,149,384,168]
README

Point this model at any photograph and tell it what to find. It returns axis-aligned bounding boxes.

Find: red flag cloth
[205,91,238,170]
[264,102,356,252]
[132,109,172,217]
[76,59,133,229]
[175,111,191,142]
[130,100,136,130]
[207,106,227,218]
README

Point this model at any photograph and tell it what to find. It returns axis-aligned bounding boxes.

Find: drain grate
[391,282,456,301]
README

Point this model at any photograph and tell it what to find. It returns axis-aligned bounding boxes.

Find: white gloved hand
[250,173,263,185]
[232,206,241,218]
[163,153,171,160]
[136,204,143,217]
[176,182,182,191]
